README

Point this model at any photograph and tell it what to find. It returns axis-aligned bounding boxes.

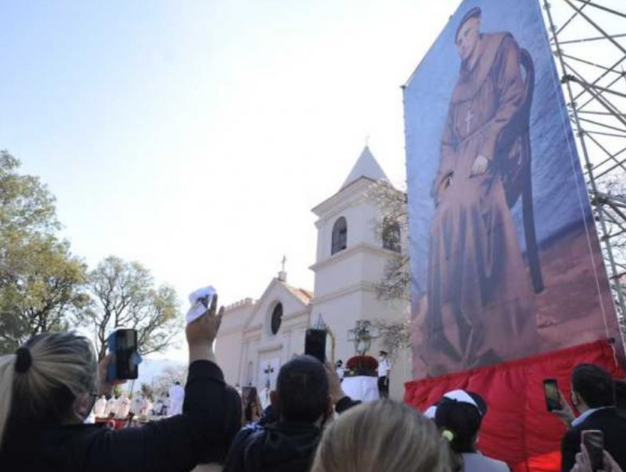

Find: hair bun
[15,347,33,373]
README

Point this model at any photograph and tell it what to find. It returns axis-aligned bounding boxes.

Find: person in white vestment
[116,393,131,419]
[131,394,143,416]
[104,396,117,416]
[93,396,107,417]
[259,385,271,411]
[169,381,185,416]
[140,396,153,416]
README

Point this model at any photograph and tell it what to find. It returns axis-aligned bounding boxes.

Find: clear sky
[1,0,461,358]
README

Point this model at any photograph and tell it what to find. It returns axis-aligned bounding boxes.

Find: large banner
[404,0,621,379]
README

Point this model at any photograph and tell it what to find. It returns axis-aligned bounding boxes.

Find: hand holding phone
[582,430,604,472]
[305,329,327,363]
[107,329,140,382]
[543,379,562,412]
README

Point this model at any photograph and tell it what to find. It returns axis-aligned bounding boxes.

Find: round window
[271,303,283,335]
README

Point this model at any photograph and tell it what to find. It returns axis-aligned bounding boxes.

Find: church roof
[283,282,313,305]
[341,146,389,190]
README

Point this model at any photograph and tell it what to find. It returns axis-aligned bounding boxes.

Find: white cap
[424,405,438,419]
[422,389,485,419]
[441,389,480,409]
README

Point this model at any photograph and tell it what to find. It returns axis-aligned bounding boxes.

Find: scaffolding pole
[542,0,626,337]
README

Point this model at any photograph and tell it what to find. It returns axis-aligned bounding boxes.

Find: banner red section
[404,340,624,472]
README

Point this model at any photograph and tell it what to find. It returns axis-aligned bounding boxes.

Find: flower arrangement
[346,355,379,377]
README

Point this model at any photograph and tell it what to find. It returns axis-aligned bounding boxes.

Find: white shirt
[378,359,391,377]
[572,406,615,427]
[336,367,345,380]
[169,385,185,403]
[169,385,185,415]
[131,396,143,415]
[260,388,271,410]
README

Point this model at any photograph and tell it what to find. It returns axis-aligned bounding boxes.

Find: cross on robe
[465,107,475,134]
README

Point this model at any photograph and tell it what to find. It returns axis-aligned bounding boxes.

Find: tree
[0,151,88,353]
[368,180,411,301]
[86,256,183,361]
[151,365,188,397]
[372,316,412,361]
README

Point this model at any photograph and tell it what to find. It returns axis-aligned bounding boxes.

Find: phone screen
[114,329,138,380]
[305,329,327,363]
[582,430,604,472]
[543,379,561,411]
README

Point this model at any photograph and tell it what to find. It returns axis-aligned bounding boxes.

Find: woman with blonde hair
[0,296,241,472]
[311,400,452,472]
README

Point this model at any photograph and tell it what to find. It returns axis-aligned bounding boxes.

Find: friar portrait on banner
[425,7,540,373]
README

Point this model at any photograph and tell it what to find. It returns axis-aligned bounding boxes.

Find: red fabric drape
[404,340,624,472]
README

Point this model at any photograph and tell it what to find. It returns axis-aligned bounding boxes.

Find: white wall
[311,178,410,400]
[215,300,253,386]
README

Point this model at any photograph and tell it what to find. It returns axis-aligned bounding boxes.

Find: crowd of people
[0,295,625,472]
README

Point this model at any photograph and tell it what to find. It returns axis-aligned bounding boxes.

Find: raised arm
[87,296,229,472]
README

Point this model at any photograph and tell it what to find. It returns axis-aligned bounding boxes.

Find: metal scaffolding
[542,0,626,328]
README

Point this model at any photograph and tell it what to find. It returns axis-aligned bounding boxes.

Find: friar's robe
[426,32,538,371]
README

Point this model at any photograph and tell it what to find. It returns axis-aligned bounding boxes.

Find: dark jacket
[0,360,236,472]
[223,396,360,472]
[561,407,626,472]
[223,421,321,472]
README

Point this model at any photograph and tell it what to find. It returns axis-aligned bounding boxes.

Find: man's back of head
[572,364,615,409]
[276,355,330,423]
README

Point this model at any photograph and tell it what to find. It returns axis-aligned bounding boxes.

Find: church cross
[281,255,287,272]
[465,107,475,134]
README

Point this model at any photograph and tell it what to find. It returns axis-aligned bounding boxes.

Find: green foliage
[86,256,183,361]
[0,151,88,354]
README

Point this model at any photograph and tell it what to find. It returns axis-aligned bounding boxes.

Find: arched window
[382,217,401,253]
[331,217,348,255]
[270,303,283,335]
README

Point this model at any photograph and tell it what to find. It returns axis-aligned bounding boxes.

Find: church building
[215,147,410,399]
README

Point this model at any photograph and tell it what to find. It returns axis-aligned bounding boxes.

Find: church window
[270,303,283,335]
[331,217,348,255]
[382,217,401,253]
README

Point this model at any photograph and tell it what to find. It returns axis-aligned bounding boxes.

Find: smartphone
[543,379,562,411]
[582,430,604,472]
[107,329,139,381]
[305,329,327,363]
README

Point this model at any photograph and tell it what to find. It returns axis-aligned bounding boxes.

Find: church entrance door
[258,356,280,390]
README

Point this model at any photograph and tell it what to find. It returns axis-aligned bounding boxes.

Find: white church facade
[215,147,410,399]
